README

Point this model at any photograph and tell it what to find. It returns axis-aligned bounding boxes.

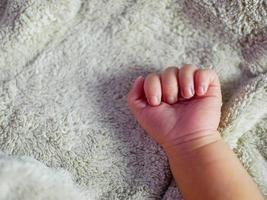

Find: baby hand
[128,65,222,151]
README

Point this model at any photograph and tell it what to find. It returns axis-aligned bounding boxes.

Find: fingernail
[198,85,205,95]
[167,96,177,104]
[189,85,194,97]
[150,96,160,106]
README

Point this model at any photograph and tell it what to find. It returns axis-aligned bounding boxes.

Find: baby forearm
[165,131,264,200]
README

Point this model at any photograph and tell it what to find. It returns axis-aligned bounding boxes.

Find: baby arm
[128,65,264,200]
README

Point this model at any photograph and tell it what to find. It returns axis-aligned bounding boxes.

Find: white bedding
[0,0,266,199]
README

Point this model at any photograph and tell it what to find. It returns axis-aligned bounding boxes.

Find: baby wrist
[163,130,222,157]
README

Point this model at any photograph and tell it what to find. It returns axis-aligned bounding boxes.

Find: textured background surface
[0,0,266,199]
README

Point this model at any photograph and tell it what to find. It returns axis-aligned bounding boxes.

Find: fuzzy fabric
[0,0,266,199]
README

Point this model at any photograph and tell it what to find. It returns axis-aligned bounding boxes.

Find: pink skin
[127,65,265,200]
[127,64,222,150]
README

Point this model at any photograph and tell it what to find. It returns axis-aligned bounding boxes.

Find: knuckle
[146,72,157,79]
[162,77,177,87]
[182,80,192,86]
[161,70,177,81]
[197,68,214,76]
[182,64,198,70]
[195,69,203,76]
[196,69,207,77]
[180,74,193,82]
[165,66,178,72]
[146,73,159,84]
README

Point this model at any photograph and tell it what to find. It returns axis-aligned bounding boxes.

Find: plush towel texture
[0,0,266,199]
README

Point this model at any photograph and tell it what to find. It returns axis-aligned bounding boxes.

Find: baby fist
[127,65,222,150]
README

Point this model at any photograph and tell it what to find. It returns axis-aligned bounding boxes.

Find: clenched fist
[127,64,222,150]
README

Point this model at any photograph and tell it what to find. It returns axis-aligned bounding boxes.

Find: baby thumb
[127,76,147,116]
